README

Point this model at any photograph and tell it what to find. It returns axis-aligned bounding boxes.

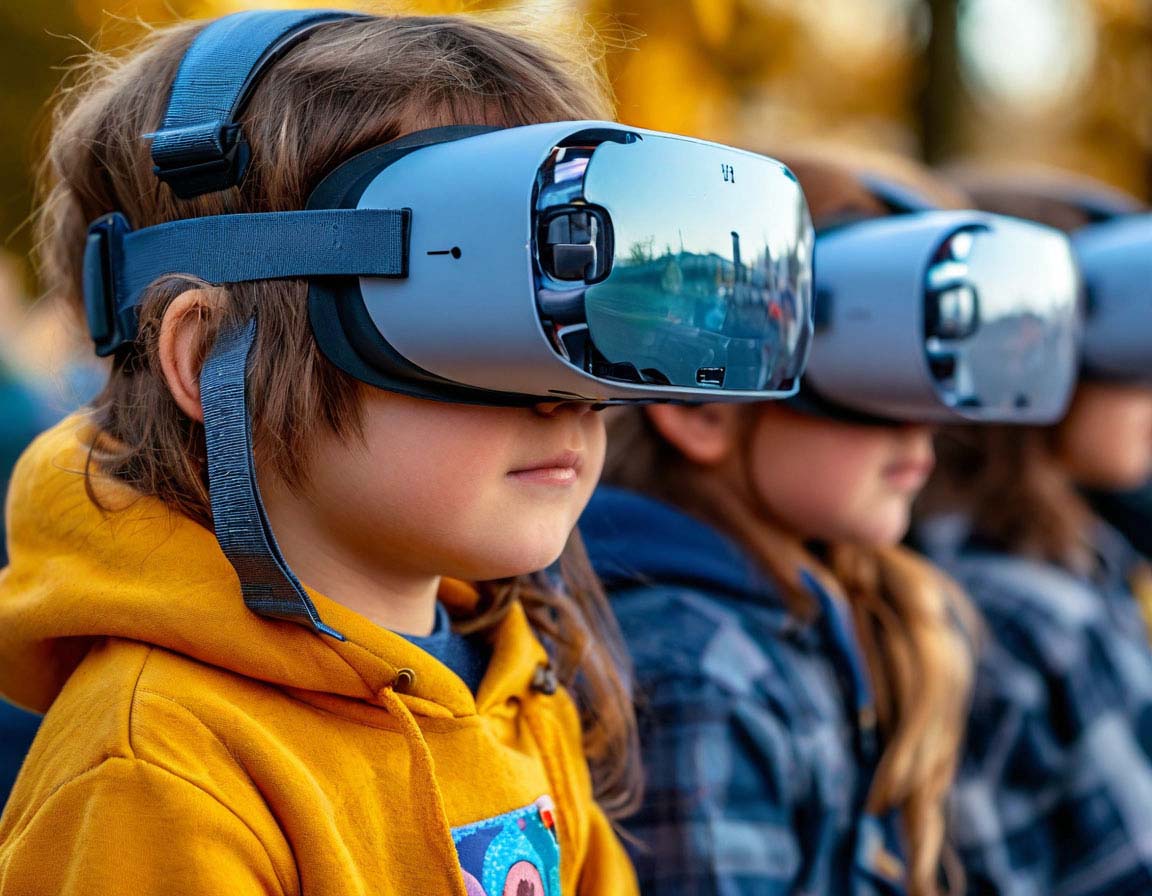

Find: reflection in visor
[535,133,814,393]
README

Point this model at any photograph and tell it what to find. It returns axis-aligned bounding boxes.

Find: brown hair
[36,13,639,818]
[917,169,1107,574]
[603,151,977,895]
[919,427,1098,574]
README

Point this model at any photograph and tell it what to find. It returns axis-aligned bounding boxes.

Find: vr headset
[83,12,814,407]
[792,178,1082,424]
[950,172,1151,386]
[1074,212,1152,384]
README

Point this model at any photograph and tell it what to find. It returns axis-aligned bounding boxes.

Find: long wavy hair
[603,151,977,894]
[35,12,639,819]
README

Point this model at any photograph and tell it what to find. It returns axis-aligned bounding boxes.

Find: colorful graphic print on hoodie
[454,796,561,896]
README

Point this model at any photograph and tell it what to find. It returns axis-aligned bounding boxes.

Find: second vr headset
[82,10,814,407]
[793,178,1082,424]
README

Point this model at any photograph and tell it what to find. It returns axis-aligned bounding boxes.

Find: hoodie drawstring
[377,685,468,896]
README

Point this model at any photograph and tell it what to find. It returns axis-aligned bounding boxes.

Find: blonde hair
[603,149,978,894]
[36,12,640,818]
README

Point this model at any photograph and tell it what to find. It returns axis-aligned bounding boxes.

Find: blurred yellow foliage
[0,0,1147,300]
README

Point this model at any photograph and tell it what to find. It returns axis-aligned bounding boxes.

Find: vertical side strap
[200,315,343,639]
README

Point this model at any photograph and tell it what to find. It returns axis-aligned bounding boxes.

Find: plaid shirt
[581,487,908,896]
[925,520,1152,896]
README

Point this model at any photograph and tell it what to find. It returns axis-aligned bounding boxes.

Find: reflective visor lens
[925,218,1080,416]
[536,134,814,393]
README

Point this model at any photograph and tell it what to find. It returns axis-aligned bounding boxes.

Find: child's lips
[883,456,935,492]
[507,450,583,486]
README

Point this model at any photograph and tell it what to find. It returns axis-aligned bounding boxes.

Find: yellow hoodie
[0,416,637,896]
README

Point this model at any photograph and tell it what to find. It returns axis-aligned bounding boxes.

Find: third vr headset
[951,172,1152,385]
[1072,202,1152,384]
[792,177,1081,424]
[83,10,814,407]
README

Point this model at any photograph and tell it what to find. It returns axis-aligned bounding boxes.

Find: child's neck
[293,548,440,636]
[259,481,440,636]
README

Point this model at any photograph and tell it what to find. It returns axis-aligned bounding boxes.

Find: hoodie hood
[0,414,546,718]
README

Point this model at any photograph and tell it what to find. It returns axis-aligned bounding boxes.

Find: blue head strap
[200,318,342,639]
[83,9,412,360]
[111,9,404,637]
[83,206,409,358]
[150,9,353,199]
[858,175,939,215]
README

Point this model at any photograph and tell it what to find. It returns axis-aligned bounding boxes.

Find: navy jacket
[582,486,907,895]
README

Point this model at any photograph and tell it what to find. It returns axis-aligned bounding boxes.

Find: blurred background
[1,0,1150,382]
[1,0,1150,342]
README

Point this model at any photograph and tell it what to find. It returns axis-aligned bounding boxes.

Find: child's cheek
[819,460,900,544]
[583,420,608,482]
[861,474,917,545]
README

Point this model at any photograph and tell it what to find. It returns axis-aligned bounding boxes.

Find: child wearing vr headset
[0,10,817,894]
[580,153,1084,896]
[915,171,1152,896]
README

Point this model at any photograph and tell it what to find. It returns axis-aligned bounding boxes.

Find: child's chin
[464,542,569,582]
[1105,459,1152,491]
[849,508,910,549]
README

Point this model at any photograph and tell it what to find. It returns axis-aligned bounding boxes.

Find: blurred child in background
[581,154,980,896]
[916,170,1152,894]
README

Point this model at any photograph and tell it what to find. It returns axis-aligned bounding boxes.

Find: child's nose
[904,423,938,439]
[533,401,595,418]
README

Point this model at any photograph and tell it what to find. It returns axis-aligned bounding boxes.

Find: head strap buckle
[83,212,134,357]
[147,9,355,199]
[150,121,250,200]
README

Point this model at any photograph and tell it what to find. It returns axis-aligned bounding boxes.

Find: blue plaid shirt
[921,518,1152,896]
[582,487,908,896]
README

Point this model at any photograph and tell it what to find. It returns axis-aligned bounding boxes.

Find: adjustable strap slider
[150,120,251,200]
[144,10,358,200]
[83,211,134,357]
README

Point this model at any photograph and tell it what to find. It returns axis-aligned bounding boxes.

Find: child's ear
[157,287,226,424]
[644,403,744,466]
